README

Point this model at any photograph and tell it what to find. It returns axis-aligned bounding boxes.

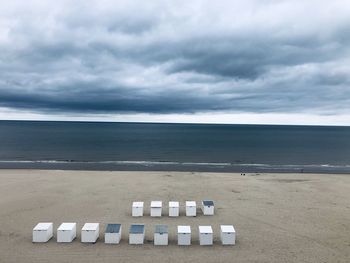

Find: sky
[0,0,350,125]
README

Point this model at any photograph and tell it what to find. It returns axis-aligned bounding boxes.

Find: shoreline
[1,161,350,174]
[0,170,349,263]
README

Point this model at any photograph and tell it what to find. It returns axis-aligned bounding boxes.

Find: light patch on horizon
[1,0,350,124]
[1,107,350,126]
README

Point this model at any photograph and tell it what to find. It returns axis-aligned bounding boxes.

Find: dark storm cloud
[1,0,350,115]
[0,83,228,113]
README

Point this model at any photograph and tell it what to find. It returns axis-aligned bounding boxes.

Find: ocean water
[0,120,350,173]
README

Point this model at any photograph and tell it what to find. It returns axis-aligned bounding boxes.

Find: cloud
[0,0,350,119]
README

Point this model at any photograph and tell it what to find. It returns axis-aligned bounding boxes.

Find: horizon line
[1,119,349,128]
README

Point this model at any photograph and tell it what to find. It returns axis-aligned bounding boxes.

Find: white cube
[186,201,196,217]
[169,201,179,217]
[220,225,236,245]
[177,225,191,246]
[150,201,162,217]
[132,202,144,217]
[202,200,214,215]
[199,226,213,245]
[105,224,122,244]
[57,223,76,243]
[129,224,145,245]
[33,222,53,243]
[154,225,168,246]
[81,223,99,243]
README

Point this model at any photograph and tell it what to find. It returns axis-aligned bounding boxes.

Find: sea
[0,120,350,173]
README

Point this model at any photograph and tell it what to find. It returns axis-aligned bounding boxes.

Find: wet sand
[0,170,349,263]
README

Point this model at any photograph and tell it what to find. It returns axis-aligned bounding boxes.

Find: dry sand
[0,170,349,263]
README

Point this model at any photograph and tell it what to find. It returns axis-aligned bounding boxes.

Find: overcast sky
[1,0,350,125]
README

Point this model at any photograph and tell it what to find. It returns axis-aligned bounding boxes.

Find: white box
[150,201,162,217]
[105,224,122,244]
[177,225,191,246]
[154,225,168,246]
[201,200,214,215]
[57,223,76,243]
[132,202,144,217]
[220,225,236,245]
[169,201,179,217]
[81,223,99,243]
[129,224,145,245]
[199,226,213,245]
[186,201,196,217]
[33,222,53,243]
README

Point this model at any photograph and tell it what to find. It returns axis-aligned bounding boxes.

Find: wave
[0,160,232,166]
[0,159,350,168]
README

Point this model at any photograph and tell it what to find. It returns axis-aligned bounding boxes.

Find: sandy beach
[0,170,349,263]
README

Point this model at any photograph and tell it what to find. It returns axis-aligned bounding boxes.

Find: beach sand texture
[0,170,349,263]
